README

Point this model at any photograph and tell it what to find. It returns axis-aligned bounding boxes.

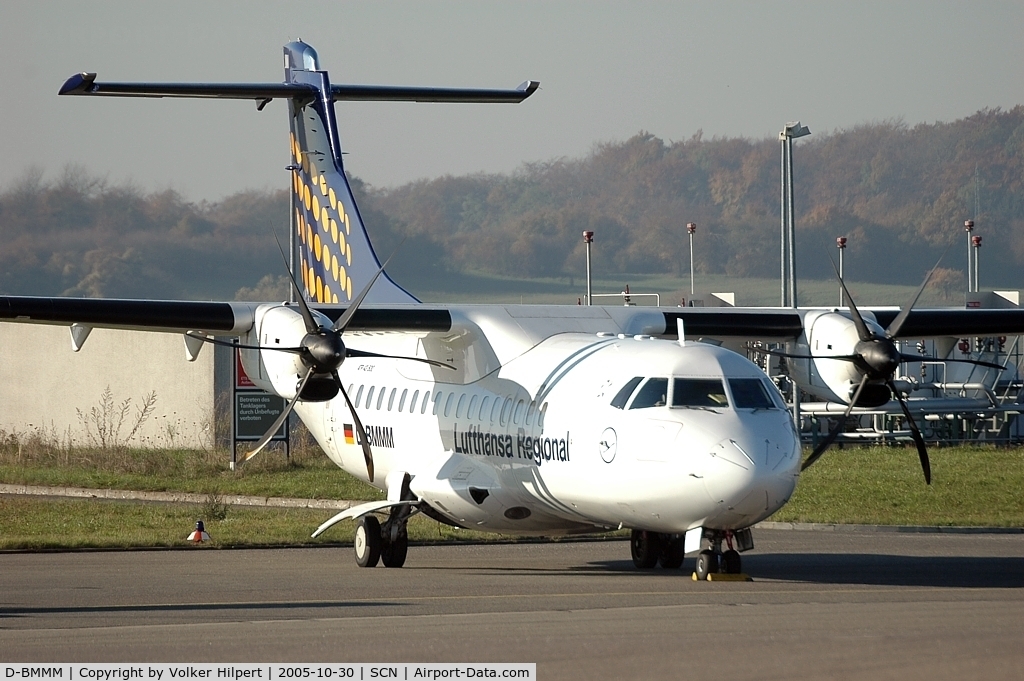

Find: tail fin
[283,41,414,305]
[59,41,539,304]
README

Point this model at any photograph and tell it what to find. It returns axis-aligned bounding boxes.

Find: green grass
[0,496,515,550]
[772,445,1024,526]
[2,433,1023,550]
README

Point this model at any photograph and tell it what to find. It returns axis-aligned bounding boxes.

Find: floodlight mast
[780,122,810,308]
[965,220,974,293]
[972,235,982,293]
[583,231,595,305]
[837,236,847,306]
[686,222,697,295]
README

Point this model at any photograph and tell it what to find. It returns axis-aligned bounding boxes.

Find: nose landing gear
[693,530,747,581]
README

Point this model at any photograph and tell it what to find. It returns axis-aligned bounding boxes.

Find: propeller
[189,235,453,480]
[797,247,959,484]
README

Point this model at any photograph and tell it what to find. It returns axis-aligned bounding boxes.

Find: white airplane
[3,41,1024,579]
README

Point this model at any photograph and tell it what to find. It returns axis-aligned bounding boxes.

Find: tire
[381,531,409,568]
[695,550,718,580]
[722,549,741,574]
[659,534,685,569]
[630,530,663,569]
[354,515,382,568]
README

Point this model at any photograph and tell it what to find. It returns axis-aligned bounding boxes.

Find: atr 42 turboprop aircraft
[4,42,1024,579]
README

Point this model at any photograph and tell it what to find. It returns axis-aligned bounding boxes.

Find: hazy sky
[2,1,1022,201]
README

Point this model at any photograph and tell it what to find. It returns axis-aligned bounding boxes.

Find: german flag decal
[344,424,355,445]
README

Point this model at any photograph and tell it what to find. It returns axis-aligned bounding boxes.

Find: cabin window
[456,393,466,418]
[512,399,524,424]
[409,390,419,413]
[491,396,502,423]
[468,395,479,420]
[354,385,364,408]
[729,378,779,409]
[479,396,490,421]
[538,402,548,428]
[610,377,643,409]
[377,387,388,410]
[365,386,375,410]
[398,389,408,412]
[628,378,669,410]
[421,390,431,414]
[500,398,512,426]
[444,393,454,418]
[432,391,443,416]
[387,388,397,411]
[672,378,729,407]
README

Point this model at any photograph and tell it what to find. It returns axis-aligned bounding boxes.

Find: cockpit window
[610,376,643,409]
[672,378,729,407]
[628,378,669,409]
[729,378,777,409]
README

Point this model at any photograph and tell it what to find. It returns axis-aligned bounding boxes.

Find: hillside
[1,107,1021,301]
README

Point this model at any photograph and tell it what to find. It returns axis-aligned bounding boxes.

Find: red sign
[236,350,255,388]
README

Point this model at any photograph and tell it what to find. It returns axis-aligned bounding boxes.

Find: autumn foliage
[2,106,1022,299]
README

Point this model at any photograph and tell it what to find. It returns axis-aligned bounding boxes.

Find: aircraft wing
[0,296,453,335]
[868,308,1024,338]
[5,296,1024,343]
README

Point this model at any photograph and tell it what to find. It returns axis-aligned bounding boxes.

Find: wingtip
[59,72,97,96]
[517,80,540,97]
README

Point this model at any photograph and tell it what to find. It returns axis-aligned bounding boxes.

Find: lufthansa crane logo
[599,427,617,463]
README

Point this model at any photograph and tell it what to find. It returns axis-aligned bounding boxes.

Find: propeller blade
[274,230,320,333]
[802,374,870,472]
[242,366,315,463]
[888,380,932,484]
[898,352,1005,371]
[332,239,406,334]
[885,243,952,339]
[346,347,456,371]
[336,371,374,482]
[826,250,872,342]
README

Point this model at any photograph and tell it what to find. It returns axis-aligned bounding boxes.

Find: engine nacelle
[796,310,891,406]
[239,303,336,400]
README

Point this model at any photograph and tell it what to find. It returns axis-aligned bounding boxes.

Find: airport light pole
[687,222,697,295]
[780,122,810,307]
[583,231,594,306]
[837,236,847,306]
[964,220,974,293]
[972,235,982,293]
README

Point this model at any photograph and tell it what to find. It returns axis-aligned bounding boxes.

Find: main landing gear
[354,504,412,568]
[630,530,685,569]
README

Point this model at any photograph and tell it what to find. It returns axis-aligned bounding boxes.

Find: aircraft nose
[700,417,800,526]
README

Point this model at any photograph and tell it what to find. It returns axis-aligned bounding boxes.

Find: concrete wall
[0,324,226,448]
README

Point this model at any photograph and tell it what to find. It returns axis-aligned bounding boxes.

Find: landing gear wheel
[695,550,719,580]
[722,549,741,574]
[354,515,382,568]
[630,530,663,569]
[381,531,409,568]
[659,535,685,569]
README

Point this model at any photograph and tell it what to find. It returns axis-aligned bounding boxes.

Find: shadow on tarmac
[584,553,1024,588]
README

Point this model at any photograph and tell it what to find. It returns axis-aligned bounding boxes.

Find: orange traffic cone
[187,519,211,543]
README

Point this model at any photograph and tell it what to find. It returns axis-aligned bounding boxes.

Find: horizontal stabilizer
[330,80,539,103]
[60,73,539,104]
[59,73,314,100]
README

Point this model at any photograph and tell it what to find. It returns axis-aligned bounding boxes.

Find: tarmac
[2,529,1023,679]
